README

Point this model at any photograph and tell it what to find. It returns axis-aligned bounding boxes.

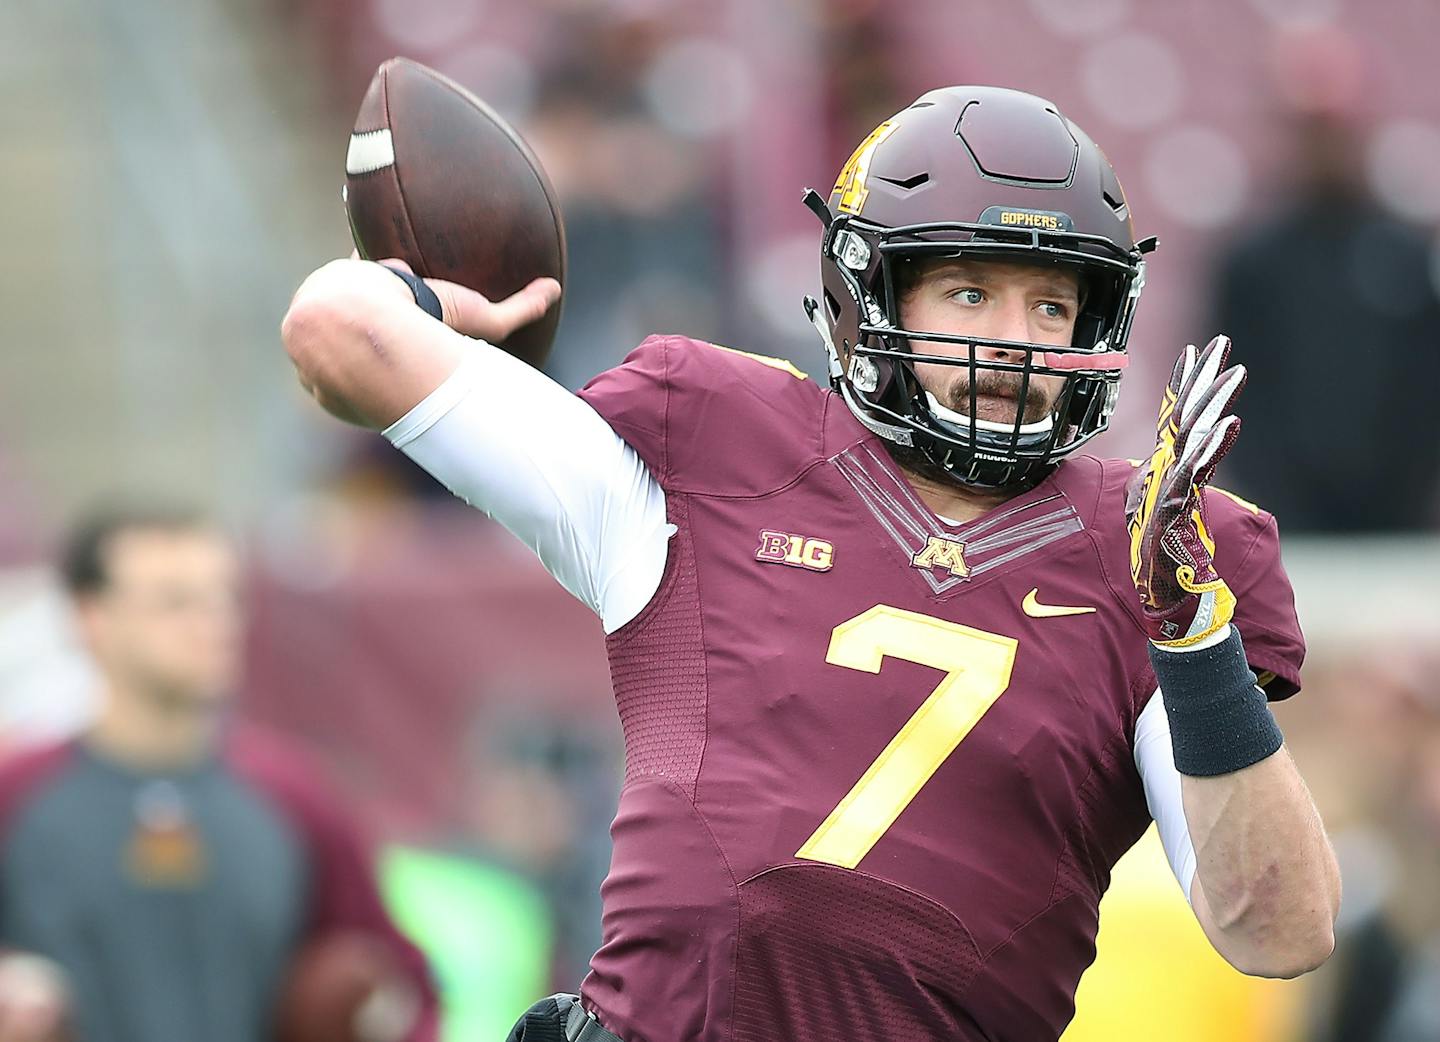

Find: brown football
[344,57,566,368]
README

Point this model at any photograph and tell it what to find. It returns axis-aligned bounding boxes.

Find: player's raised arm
[280,258,560,429]
[1129,336,1340,978]
[281,261,668,634]
[286,57,566,429]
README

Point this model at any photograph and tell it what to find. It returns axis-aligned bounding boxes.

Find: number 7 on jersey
[796,605,1019,869]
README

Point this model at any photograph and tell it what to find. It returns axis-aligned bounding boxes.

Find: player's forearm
[1148,625,1338,978]
[281,259,465,429]
[1184,745,1339,978]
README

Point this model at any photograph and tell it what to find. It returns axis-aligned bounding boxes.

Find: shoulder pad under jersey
[578,334,833,497]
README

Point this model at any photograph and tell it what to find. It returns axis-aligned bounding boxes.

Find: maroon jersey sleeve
[0,741,74,934]
[227,728,439,1042]
[0,741,73,838]
[1204,488,1306,700]
[577,334,832,496]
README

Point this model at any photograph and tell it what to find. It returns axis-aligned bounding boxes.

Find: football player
[281,87,1340,1042]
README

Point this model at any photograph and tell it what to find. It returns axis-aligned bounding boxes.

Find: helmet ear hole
[823,289,842,323]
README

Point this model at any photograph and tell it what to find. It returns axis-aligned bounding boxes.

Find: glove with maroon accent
[1127,335,1247,648]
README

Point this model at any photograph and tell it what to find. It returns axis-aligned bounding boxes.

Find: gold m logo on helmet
[912,536,969,577]
[833,120,898,215]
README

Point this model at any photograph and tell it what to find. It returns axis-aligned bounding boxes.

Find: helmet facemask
[814,210,1151,491]
[804,86,1156,492]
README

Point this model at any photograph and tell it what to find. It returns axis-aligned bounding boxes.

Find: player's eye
[951,288,985,306]
[1036,301,1069,320]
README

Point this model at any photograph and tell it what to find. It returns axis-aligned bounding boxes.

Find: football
[344,57,566,368]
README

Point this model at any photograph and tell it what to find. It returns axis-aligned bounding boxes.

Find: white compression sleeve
[382,344,674,634]
[1134,689,1199,903]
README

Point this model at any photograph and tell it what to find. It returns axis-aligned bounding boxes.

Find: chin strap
[840,380,915,445]
[803,296,845,381]
[923,391,1056,437]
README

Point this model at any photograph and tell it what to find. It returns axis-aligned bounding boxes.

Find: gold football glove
[1127,336,1246,648]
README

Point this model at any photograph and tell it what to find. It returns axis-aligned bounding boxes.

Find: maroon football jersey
[575,336,1304,1042]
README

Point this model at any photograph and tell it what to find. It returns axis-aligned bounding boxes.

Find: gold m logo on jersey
[756,530,834,572]
[833,120,897,215]
[911,536,969,577]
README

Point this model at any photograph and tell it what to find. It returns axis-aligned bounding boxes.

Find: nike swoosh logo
[1022,588,1097,618]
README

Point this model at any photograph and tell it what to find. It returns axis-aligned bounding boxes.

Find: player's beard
[884,438,969,489]
[937,368,1053,425]
[879,363,1058,493]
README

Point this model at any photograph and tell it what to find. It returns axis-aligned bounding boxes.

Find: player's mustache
[943,370,1050,422]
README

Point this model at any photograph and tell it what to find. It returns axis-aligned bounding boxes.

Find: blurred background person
[374,705,619,1041]
[0,503,436,1042]
[241,504,625,1037]
[1301,643,1440,1042]
[526,11,729,391]
[1205,26,1440,532]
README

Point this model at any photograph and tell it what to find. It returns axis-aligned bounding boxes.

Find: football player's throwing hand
[366,255,561,343]
[1127,335,1247,648]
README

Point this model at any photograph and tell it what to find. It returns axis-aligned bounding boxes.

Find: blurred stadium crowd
[1,0,1439,1038]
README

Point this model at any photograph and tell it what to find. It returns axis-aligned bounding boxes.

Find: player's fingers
[1137,441,1178,522]
[376,257,414,275]
[1177,363,1245,464]
[418,276,560,340]
[1192,415,1241,488]
[481,278,563,340]
[1155,343,1194,446]
[1151,346,1189,456]
[1178,341,1198,391]
[1205,333,1232,367]
[1158,433,1205,506]
[1163,344,1194,405]
[1178,335,1230,423]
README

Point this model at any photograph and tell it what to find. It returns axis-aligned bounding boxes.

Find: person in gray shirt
[0,503,437,1042]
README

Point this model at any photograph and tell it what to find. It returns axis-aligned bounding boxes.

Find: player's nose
[973,298,1031,362]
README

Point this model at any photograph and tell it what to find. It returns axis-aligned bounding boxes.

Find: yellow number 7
[795,604,1019,869]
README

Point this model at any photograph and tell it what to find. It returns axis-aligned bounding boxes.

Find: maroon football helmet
[804,86,1156,489]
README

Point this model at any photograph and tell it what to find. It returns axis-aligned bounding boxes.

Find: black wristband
[1149,627,1284,777]
[380,264,444,322]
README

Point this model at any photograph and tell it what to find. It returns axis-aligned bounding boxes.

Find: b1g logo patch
[756,530,834,572]
[911,535,970,577]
